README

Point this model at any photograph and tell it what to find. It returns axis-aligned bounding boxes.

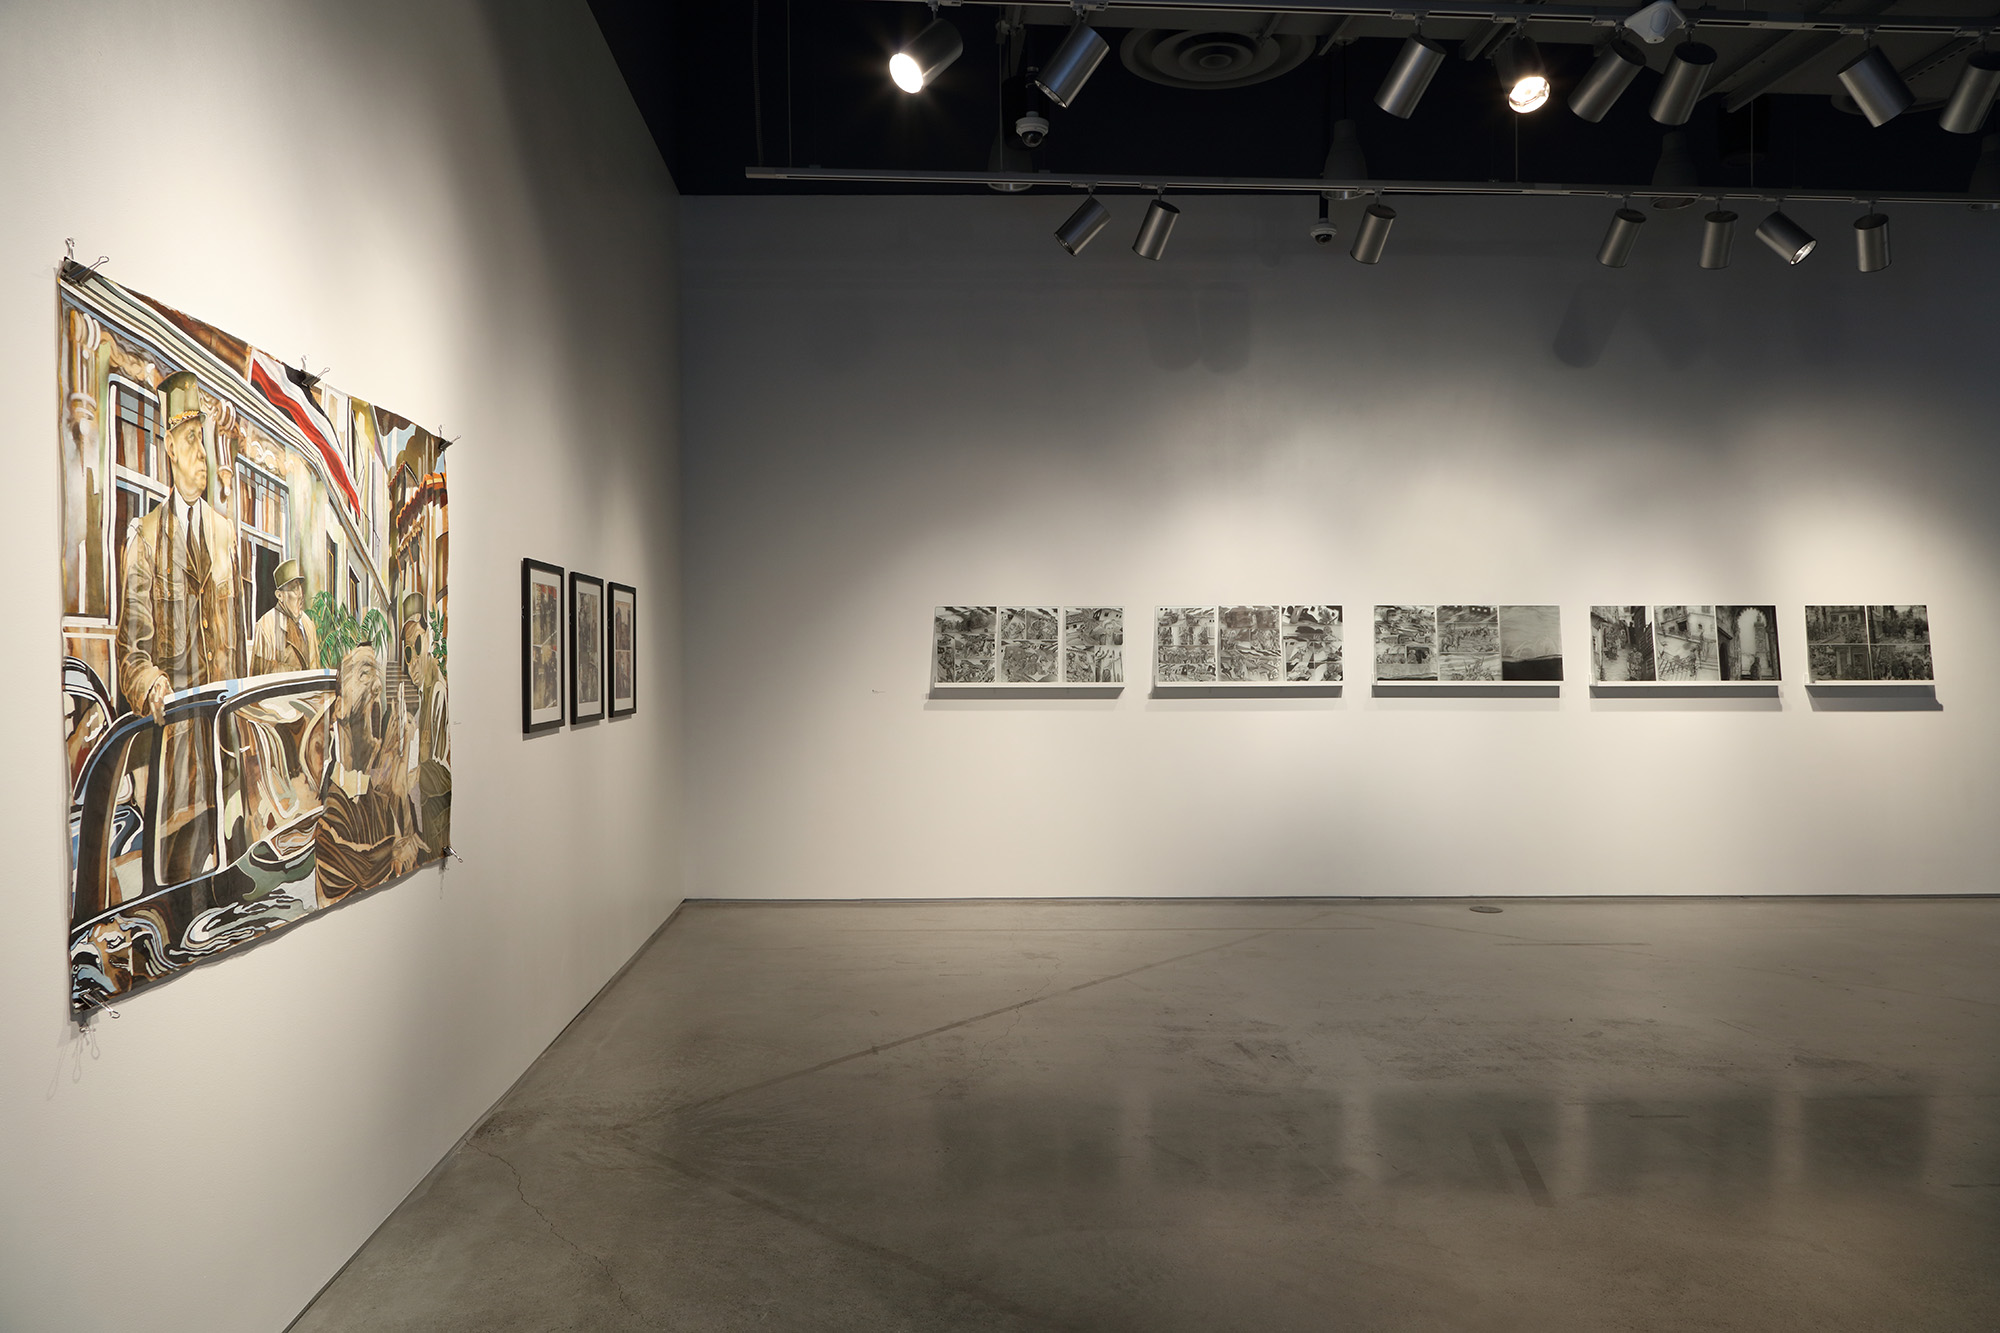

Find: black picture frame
[568,571,606,723]
[522,558,565,734]
[607,581,637,718]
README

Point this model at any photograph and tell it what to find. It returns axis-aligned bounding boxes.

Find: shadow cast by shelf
[1151,684,1343,699]
[1373,683,1560,699]
[1591,684,1780,700]
[927,686,1123,701]
[1808,683,1941,712]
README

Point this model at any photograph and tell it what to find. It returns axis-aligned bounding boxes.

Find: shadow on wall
[1144,281,1253,373]
[1552,267,1858,370]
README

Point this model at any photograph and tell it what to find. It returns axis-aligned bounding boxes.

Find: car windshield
[222,690,331,864]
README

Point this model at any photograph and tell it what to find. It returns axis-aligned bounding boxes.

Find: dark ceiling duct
[1120,27,1315,90]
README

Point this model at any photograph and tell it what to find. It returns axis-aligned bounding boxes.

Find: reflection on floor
[292,899,2000,1332]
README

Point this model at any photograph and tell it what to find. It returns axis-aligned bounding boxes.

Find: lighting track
[883,0,2000,40]
[745,165,2000,207]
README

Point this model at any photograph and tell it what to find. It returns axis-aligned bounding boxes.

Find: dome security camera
[1015,113,1050,148]
[1310,219,1339,245]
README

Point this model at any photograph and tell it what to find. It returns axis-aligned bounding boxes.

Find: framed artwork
[569,572,605,723]
[57,268,454,1013]
[1594,606,1780,682]
[607,581,637,717]
[932,606,1124,687]
[1805,605,1932,682]
[1374,605,1563,683]
[522,558,564,733]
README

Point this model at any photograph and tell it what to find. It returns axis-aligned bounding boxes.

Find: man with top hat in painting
[250,559,321,677]
[117,370,241,723]
[398,591,451,859]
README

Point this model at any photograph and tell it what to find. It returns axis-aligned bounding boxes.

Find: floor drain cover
[1469,905,1504,914]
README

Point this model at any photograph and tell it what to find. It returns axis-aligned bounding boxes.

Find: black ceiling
[589,1,1994,197]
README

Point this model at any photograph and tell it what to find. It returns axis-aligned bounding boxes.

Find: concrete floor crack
[473,1143,657,1327]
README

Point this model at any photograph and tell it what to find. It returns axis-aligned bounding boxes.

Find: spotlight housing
[1837,47,1914,127]
[1940,52,2000,134]
[1569,38,1648,122]
[1699,210,1738,269]
[1755,209,1816,264]
[1854,212,1891,272]
[1494,35,1550,113]
[1650,42,1717,125]
[1598,207,1648,268]
[890,17,963,94]
[1033,23,1109,108]
[1323,118,1367,194]
[1133,198,1179,260]
[1351,202,1397,264]
[1054,197,1111,255]
[1376,35,1449,119]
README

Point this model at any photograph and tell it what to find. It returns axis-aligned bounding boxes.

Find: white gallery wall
[0,5,681,1332]
[682,192,1999,902]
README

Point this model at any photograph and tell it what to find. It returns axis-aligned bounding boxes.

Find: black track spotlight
[1376,34,1448,118]
[1494,34,1550,113]
[1699,209,1738,269]
[1054,196,1111,255]
[1854,212,1891,272]
[1940,52,2000,134]
[1650,41,1717,125]
[1755,209,1817,264]
[1351,200,1397,264]
[1971,132,2000,208]
[1133,197,1179,261]
[1837,46,1914,126]
[1033,22,1109,108]
[1598,206,1648,268]
[890,17,963,94]
[1650,132,1699,209]
[1569,38,1648,122]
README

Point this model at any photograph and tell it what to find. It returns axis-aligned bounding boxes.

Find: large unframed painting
[60,272,451,1013]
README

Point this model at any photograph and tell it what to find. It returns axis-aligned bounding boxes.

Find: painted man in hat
[117,371,241,722]
[250,559,321,677]
[398,592,451,859]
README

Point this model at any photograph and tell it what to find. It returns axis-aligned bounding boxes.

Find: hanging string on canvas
[58,239,109,286]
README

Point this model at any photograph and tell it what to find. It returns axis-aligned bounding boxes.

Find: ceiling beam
[892,0,2000,39]
[747,164,1996,206]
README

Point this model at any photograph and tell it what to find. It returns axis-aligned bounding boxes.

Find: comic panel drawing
[1374,605,1437,681]
[1001,605,1060,683]
[1156,607,1218,683]
[1717,606,1781,681]
[1498,605,1563,681]
[1590,606,1654,682]
[60,271,451,1013]
[933,606,996,684]
[1437,605,1501,681]
[1653,606,1720,681]
[1218,605,1282,682]
[1063,607,1123,683]
[1284,605,1343,682]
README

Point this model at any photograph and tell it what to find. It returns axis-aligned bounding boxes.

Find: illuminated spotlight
[1494,34,1550,113]
[1650,131,1699,209]
[1054,196,1111,255]
[1598,206,1648,268]
[1941,53,2000,133]
[1132,196,1180,260]
[1033,22,1109,108]
[1376,34,1449,118]
[1971,132,2000,209]
[1837,46,1914,126]
[1699,208,1738,269]
[1854,212,1891,272]
[1351,200,1397,264]
[889,17,962,94]
[1569,38,1648,122]
[1755,209,1817,264]
[1650,41,1717,125]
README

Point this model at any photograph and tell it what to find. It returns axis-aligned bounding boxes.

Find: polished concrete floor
[294,899,2000,1332]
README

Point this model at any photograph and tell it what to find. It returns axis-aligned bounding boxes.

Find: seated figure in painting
[315,646,418,901]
